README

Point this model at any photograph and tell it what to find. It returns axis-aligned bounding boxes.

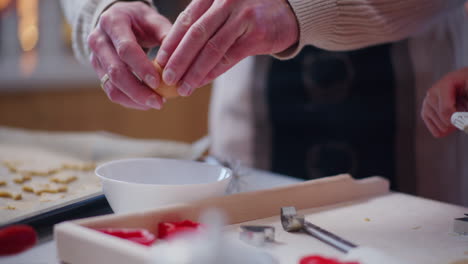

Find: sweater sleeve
[275,0,466,59]
[60,0,152,65]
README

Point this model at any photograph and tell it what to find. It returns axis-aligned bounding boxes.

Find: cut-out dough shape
[50,174,77,184]
[23,183,67,195]
[0,191,22,200]
[13,175,32,184]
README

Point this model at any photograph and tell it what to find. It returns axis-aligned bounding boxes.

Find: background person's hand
[88,2,171,110]
[155,0,299,97]
[421,68,468,138]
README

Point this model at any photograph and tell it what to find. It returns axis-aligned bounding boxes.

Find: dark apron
[266,45,395,185]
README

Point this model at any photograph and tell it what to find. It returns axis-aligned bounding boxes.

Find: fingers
[98,12,159,90]
[89,29,163,109]
[133,11,172,48]
[156,0,214,68]
[178,16,247,96]
[422,95,457,138]
[161,8,231,93]
[435,81,457,128]
[421,99,443,138]
[154,0,299,97]
[420,67,468,138]
[200,43,247,86]
[91,54,150,110]
[427,68,468,137]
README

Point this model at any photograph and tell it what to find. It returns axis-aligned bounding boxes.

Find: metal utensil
[453,214,468,235]
[280,206,357,253]
[451,112,468,134]
[239,225,275,246]
[280,207,409,264]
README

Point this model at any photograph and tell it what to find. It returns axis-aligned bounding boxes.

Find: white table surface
[0,168,300,264]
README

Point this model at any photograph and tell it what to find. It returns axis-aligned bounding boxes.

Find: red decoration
[299,255,359,264]
[157,220,201,239]
[97,228,156,246]
[96,220,201,247]
[0,225,37,256]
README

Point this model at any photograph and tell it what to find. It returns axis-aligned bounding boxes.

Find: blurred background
[0,0,210,143]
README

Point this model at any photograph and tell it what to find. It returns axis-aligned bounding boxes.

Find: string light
[17,0,38,52]
[0,0,11,11]
[16,0,38,77]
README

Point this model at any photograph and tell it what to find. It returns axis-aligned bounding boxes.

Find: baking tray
[55,174,468,264]
[0,126,209,231]
[0,193,111,241]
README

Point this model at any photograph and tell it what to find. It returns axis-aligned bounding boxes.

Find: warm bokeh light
[62,19,72,49]
[16,0,34,17]
[17,0,38,52]
[18,22,38,51]
[0,0,11,11]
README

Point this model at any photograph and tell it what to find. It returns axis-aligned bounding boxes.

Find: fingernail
[146,95,162,109]
[177,82,192,97]
[162,97,167,103]
[163,68,176,85]
[156,50,168,66]
[145,74,157,89]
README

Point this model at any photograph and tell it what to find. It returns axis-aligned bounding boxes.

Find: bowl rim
[94,157,233,187]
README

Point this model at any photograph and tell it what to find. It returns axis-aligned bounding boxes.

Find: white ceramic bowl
[95,158,232,214]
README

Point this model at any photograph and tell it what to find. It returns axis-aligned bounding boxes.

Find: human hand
[88,1,172,110]
[155,0,299,96]
[421,68,468,137]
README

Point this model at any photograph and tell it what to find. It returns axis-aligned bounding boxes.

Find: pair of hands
[88,0,298,110]
[91,0,467,139]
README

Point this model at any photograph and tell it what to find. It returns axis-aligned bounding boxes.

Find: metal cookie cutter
[451,112,468,134]
[454,214,468,235]
[281,206,357,253]
[239,225,275,246]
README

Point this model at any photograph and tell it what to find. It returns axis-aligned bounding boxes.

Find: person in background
[61,0,468,205]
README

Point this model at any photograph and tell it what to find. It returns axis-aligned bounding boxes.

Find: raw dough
[0,190,22,200]
[23,183,68,195]
[13,175,32,184]
[152,61,180,99]
[61,163,96,172]
[50,174,77,184]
